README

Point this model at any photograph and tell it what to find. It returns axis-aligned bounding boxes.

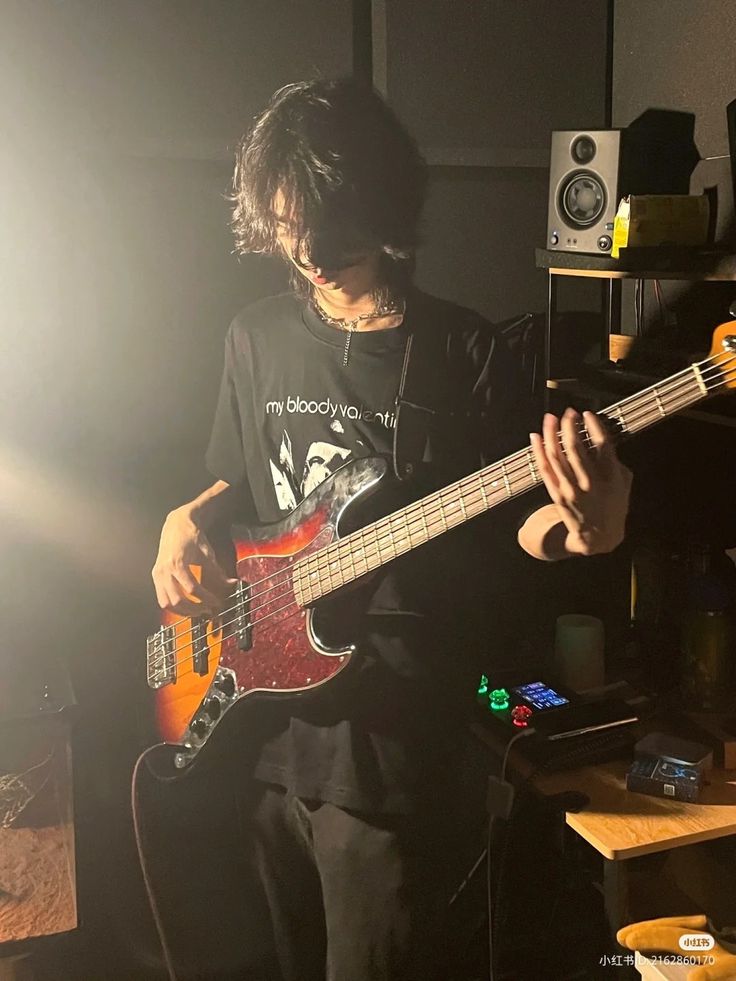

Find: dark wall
[613,0,736,244]
[387,1,608,148]
[381,0,610,320]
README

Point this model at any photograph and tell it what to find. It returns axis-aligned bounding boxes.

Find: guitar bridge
[146,625,176,688]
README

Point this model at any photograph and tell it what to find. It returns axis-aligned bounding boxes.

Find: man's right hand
[152,504,236,617]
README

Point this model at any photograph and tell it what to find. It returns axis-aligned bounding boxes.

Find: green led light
[477,674,489,696]
[489,688,510,711]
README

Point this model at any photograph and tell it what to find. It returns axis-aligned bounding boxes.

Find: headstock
[709,320,736,391]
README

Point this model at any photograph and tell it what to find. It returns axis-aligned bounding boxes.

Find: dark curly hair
[230,77,427,301]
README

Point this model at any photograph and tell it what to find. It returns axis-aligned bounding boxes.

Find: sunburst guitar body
[148,457,384,770]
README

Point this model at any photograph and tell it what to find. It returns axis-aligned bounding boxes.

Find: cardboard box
[611,195,709,257]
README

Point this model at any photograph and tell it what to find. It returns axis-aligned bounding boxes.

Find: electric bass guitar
[147,322,735,771]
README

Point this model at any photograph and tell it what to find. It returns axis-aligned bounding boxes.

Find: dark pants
[244,782,450,981]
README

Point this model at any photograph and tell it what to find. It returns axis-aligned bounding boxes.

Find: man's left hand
[530,408,632,557]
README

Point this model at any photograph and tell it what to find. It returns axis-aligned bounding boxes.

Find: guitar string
[151,353,736,679]
[150,353,736,674]
[156,349,732,645]
[150,354,736,680]
[291,354,736,592]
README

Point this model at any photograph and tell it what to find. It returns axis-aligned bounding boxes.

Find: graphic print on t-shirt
[269,429,353,512]
[265,392,397,513]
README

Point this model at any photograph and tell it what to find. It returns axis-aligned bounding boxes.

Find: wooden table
[537,759,736,861]
[471,720,736,975]
[540,757,736,979]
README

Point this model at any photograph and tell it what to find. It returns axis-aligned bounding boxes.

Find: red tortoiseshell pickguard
[221,515,350,692]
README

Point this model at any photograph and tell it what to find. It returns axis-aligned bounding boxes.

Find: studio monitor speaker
[547,120,698,254]
[547,130,622,254]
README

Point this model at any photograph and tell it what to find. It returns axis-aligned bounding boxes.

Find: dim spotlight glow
[0,444,154,589]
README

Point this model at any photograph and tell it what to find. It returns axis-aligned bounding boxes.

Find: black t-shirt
[205,289,534,812]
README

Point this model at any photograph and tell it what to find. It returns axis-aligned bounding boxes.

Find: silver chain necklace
[312,300,406,366]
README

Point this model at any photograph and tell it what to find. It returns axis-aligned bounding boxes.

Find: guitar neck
[294,361,714,605]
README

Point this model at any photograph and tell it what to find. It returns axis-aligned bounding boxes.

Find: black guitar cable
[449,723,631,981]
[487,727,634,981]
[485,726,537,981]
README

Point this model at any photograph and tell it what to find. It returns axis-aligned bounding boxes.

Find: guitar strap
[392,330,423,481]
[392,292,456,481]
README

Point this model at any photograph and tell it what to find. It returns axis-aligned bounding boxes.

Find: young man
[152,78,631,981]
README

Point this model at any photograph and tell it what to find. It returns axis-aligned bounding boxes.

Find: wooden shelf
[536,247,736,281]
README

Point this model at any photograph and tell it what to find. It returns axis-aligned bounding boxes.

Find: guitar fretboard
[291,360,715,606]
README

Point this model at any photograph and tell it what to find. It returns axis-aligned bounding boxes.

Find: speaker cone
[559,171,606,228]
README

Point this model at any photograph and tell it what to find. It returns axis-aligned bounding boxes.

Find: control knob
[204,696,222,721]
[215,673,236,698]
[189,717,209,739]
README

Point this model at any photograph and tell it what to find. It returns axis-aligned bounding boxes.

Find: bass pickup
[233,579,252,651]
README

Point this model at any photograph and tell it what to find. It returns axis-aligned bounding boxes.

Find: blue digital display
[511,681,570,711]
